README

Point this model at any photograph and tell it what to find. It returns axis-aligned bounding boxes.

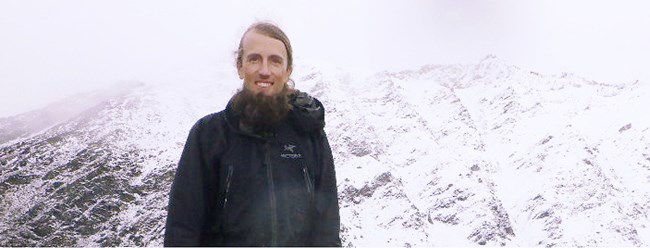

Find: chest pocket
[217,140,270,235]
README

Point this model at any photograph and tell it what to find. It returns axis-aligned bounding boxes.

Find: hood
[288,90,326,134]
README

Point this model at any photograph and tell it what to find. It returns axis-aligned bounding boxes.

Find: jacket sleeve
[164,118,219,246]
[311,130,342,246]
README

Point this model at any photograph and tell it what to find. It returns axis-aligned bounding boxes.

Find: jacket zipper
[264,142,278,246]
[302,166,314,198]
[223,165,233,210]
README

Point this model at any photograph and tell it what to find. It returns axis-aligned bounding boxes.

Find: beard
[231,84,292,134]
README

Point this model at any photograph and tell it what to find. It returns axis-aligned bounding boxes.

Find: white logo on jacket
[281,144,302,159]
[284,144,296,153]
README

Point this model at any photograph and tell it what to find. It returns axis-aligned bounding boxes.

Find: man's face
[238,30,291,96]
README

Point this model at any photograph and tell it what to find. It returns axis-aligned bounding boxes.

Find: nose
[259,61,271,77]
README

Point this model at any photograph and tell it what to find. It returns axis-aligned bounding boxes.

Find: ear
[238,67,244,79]
[283,69,293,85]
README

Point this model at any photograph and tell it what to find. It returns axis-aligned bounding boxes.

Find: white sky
[1,0,649,117]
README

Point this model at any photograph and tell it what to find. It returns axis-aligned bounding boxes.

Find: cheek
[277,70,290,81]
[243,69,258,81]
[243,64,258,75]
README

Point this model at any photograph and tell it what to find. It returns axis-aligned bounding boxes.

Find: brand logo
[284,144,296,153]
[281,144,302,159]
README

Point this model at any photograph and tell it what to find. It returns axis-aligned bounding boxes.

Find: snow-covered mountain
[1,56,648,246]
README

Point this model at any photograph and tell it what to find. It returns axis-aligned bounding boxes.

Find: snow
[1,56,649,246]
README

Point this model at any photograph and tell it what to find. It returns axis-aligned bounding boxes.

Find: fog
[1,0,649,117]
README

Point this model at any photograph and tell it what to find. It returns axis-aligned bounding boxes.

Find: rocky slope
[1,56,648,246]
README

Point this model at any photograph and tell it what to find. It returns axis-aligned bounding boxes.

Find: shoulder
[188,110,231,139]
[195,111,226,127]
[184,111,234,157]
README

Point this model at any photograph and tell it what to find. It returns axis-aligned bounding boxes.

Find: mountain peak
[479,54,499,62]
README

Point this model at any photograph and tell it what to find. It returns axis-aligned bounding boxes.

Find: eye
[270,56,283,65]
[247,54,261,63]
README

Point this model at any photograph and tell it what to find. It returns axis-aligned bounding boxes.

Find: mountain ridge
[1,57,649,246]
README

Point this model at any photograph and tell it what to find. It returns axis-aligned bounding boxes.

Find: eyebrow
[246,54,261,60]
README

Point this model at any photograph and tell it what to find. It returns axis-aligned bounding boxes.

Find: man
[164,22,342,246]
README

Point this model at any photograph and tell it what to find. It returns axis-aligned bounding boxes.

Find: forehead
[241,31,288,58]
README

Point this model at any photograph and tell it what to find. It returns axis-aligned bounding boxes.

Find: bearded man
[163,22,342,247]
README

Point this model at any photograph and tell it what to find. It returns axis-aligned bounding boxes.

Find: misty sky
[1,0,649,117]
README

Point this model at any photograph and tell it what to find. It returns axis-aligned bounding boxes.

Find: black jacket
[164,92,341,246]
